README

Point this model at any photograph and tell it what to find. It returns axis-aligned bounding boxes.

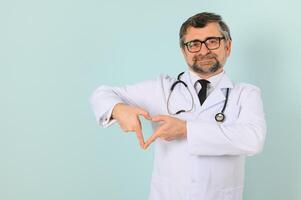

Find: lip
[195,56,215,61]
[198,58,215,63]
[201,57,215,61]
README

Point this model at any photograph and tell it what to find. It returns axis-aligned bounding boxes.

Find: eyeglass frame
[184,36,226,53]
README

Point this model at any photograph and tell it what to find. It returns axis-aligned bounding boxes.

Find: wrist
[112,103,125,119]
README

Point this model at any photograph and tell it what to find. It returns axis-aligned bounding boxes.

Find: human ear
[225,40,232,57]
[181,47,187,56]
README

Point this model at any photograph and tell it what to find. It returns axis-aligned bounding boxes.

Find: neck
[194,68,224,80]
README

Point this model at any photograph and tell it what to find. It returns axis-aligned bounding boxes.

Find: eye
[187,41,201,48]
[207,38,219,45]
[205,38,221,49]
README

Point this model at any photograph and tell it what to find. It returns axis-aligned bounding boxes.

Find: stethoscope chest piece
[215,113,225,123]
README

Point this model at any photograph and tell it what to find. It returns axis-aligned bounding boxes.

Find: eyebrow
[185,36,223,43]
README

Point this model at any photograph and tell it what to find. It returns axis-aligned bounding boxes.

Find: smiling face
[181,22,232,78]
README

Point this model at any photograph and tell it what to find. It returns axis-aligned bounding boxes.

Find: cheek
[215,50,227,62]
[184,54,195,64]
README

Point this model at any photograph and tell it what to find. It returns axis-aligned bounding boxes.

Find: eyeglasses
[184,36,225,53]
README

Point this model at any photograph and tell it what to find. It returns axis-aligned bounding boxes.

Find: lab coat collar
[182,70,234,112]
[188,70,225,90]
[203,73,234,111]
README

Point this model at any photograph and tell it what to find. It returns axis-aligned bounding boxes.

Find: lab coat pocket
[217,186,244,200]
[189,184,243,200]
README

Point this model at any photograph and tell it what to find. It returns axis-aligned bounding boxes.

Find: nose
[198,43,210,55]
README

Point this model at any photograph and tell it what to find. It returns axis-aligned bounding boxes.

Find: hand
[144,115,187,149]
[112,103,151,148]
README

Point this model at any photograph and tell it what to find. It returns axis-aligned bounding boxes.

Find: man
[90,12,266,200]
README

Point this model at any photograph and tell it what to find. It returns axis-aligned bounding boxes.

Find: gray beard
[191,59,221,74]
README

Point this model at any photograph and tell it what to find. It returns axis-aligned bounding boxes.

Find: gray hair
[179,12,232,48]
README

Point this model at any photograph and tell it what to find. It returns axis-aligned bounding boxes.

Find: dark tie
[198,79,210,105]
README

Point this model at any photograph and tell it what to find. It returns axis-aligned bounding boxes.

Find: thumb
[151,115,166,123]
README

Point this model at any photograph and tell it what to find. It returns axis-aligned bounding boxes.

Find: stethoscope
[166,72,230,123]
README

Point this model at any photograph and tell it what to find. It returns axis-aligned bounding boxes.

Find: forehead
[184,22,222,42]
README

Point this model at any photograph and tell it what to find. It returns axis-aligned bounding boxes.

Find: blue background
[1,0,301,199]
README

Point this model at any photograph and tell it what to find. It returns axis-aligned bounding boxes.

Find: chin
[191,63,221,74]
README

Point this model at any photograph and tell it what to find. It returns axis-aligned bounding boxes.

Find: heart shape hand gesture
[112,103,187,149]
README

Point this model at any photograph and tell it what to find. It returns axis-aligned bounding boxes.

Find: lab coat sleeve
[89,75,166,127]
[187,86,267,156]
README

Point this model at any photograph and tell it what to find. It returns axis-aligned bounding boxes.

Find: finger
[151,115,167,122]
[135,127,145,149]
[142,114,152,120]
[138,110,152,120]
[143,129,161,149]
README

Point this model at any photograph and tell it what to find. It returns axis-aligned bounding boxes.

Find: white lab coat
[90,71,266,200]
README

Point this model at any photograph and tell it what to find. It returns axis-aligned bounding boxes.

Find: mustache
[193,54,217,61]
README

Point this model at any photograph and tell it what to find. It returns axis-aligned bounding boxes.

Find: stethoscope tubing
[167,72,229,123]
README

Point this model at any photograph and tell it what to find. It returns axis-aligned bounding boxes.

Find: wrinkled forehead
[183,22,223,42]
